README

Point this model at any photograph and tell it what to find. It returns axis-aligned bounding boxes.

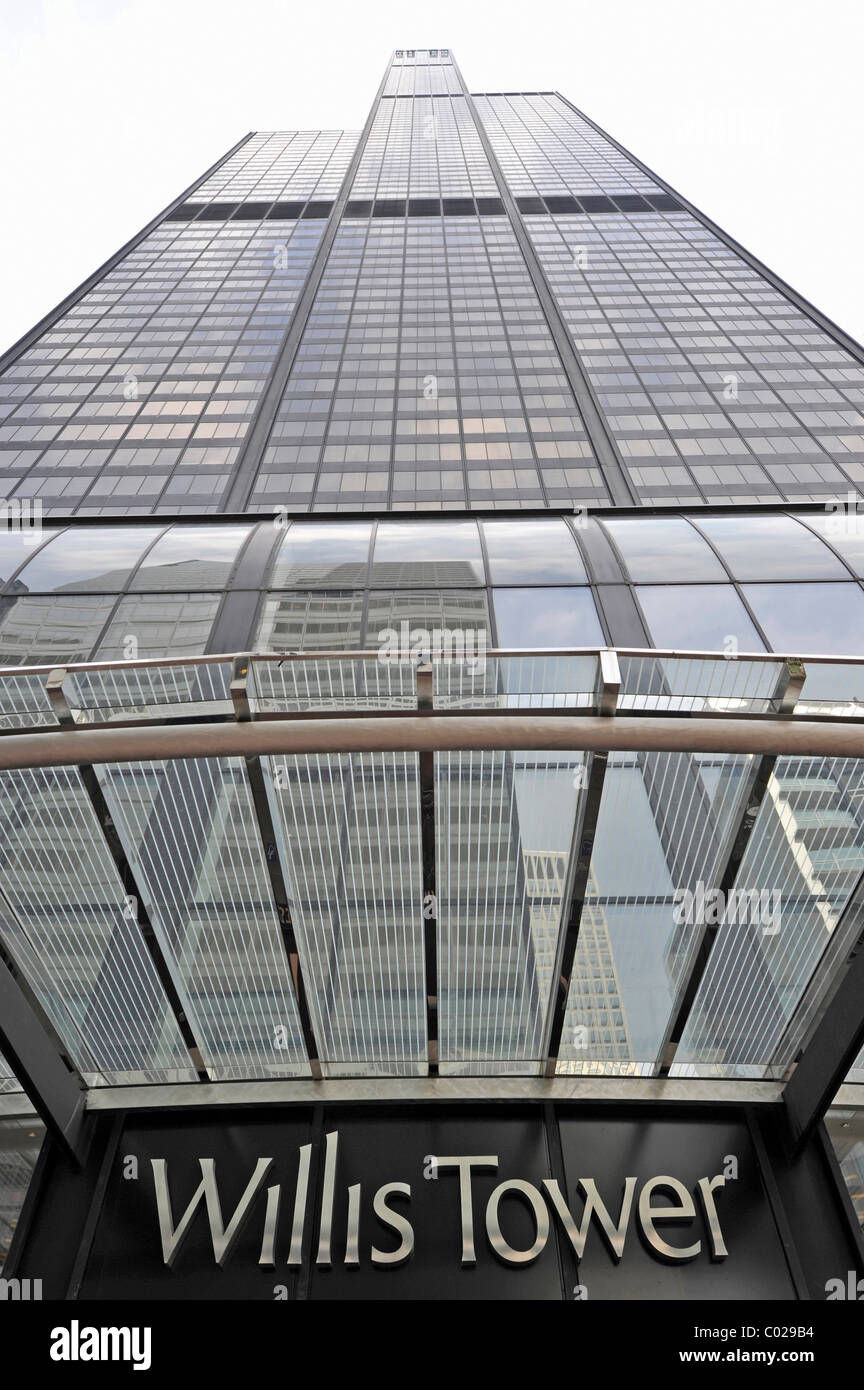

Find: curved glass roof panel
[91,595,221,661]
[601,517,725,582]
[265,750,426,1076]
[0,529,59,589]
[437,747,584,1074]
[371,521,484,586]
[795,511,864,576]
[635,584,765,652]
[492,587,605,647]
[482,519,587,584]
[14,527,162,593]
[0,594,117,666]
[269,522,373,588]
[693,515,848,581]
[130,525,251,590]
[742,581,864,654]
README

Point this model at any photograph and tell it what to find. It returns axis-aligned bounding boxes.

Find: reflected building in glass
[0,45,863,1191]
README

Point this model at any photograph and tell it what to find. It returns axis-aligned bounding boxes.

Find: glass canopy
[0,643,860,1089]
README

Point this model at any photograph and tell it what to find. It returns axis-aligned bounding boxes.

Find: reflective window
[368,590,491,644]
[14,528,162,593]
[269,522,373,588]
[583,750,749,1068]
[92,596,221,660]
[0,529,59,589]
[493,587,605,646]
[268,750,426,1075]
[561,757,708,1069]
[742,582,864,653]
[256,592,364,651]
[131,526,251,590]
[0,595,116,665]
[482,519,587,583]
[601,517,725,581]
[636,585,765,652]
[693,515,847,580]
[795,512,864,577]
[371,522,484,586]
[437,748,582,1074]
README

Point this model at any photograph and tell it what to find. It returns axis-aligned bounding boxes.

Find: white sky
[1,0,862,355]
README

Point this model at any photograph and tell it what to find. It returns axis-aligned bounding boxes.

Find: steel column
[783,870,864,1152]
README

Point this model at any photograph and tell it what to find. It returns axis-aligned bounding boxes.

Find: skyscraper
[0,49,862,1302]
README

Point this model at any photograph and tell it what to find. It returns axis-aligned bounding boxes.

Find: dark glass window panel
[602,517,725,581]
[482,519,587,584]
[694,515,847,581]
[647,192,683,211]
[636,585,765,652]
[268,201,305,219]
[544,195,581,213]
[195,202,240,220]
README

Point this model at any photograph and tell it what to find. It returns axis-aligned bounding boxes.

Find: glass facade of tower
[0,49,862,1296]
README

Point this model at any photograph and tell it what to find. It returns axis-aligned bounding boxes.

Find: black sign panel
[62,1103,811,1301]
[83,1110,314,1301]
[558,1112,794,1300]
[305,1106,561,1300]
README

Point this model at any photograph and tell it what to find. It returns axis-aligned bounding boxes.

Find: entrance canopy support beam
[783,872,864,1154]
[0,954,88,1164]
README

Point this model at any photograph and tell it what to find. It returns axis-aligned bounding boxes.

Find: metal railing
[0,645,861,733]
